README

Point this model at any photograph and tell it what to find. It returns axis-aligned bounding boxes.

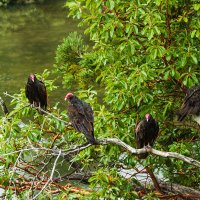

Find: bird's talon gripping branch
[26,74,47,113]
[136,114,159,159]
[147,144,152,149]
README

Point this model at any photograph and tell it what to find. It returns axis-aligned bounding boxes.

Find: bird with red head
[64,93,74,101]
[135,113,159,159]
[25,73,47,112]
[64,93,97,144]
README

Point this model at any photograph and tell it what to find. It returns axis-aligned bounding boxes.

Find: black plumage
[135,114,159,159]
[25,74,47,110]
[65,93,97,144]
[177,85,200,124]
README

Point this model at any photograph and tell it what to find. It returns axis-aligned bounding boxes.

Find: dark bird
[135,114,159,159]
[25,74,47,111]
[177,85,200,125]
[64,93,97,144]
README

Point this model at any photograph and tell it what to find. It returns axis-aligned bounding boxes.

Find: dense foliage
[0,0,199,199]
[65,0,200,192]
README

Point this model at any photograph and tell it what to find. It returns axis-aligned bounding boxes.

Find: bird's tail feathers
[138,153,148,159]
[177,105,192,121]
[82,124,98,145]
[84,131,98,144]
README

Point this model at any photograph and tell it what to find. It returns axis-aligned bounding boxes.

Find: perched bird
[135,114,159,159]
[64,93,97,144]
[177,85,200,124]
[25,74,47,111]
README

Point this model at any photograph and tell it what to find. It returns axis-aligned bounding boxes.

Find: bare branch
[32,150,62,200]
[145,166,161,193]
[3,92,71,127]
[30,156,54,195]
[1,148,59,156]
[159,181,200,197]
[99,138,200,168]
[5,151,22,199]
[151,148,200,167]
[2,138,200,168]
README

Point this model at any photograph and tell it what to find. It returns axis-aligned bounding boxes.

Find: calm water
[0,0,83,109]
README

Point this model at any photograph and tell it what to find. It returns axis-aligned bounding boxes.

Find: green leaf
[183,17,188,23]
[191,30,196,38]
[191,55,198,64]
[181,55,187,66]
[133,25,138,34]
[153,48,158,59]
[110,26,115,37]
[154,26,161,35]
[86,0,92,7]
[108,0,115,9]
[193,4,200,11]
[126,24,131,33]
[148,29,154,40]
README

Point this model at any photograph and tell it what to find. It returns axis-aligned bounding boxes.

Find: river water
[0,0,82,110]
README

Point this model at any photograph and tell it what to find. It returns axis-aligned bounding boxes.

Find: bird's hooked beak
[30,74,35,82]
[64,93,74,101]
[145,113,151,122]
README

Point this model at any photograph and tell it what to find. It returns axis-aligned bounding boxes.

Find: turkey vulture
[135,114,159,159]
[25,74,47,111]
[64,93,97,144]
[177,85,200,124]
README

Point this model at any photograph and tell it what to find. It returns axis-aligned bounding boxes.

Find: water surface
[0,0,82,109]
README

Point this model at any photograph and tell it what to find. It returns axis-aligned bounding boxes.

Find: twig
[3,92,71,127]
[2,148,59,157]
[166,0,171,46]
[145,166,161,192]
[2,138,200,169]
[34,106,70,126]
[30,156,54,196]
[32,150,62,200]
[99,138,200,168]
[5,151,22,199]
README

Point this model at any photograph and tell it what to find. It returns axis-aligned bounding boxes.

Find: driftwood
[52,171,200,199]
[54,173,91,182]
[160,181,200,196]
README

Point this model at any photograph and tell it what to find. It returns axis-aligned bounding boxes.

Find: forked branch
[2,138,199,168]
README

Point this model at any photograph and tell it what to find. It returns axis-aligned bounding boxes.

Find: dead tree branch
[2,138,200,168]
[99,138,200,168]
[3,92,71,127]
[159,181,200,198]
[32,150,62,200]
